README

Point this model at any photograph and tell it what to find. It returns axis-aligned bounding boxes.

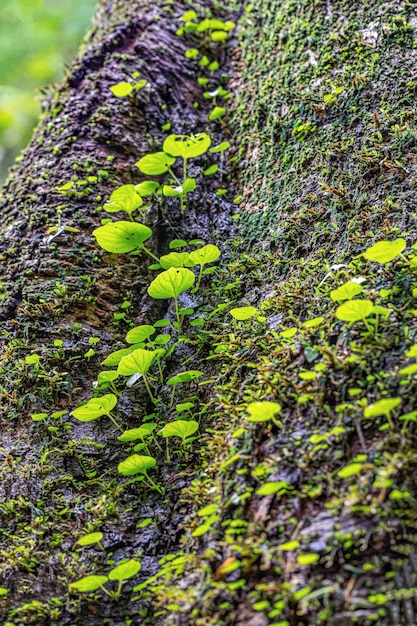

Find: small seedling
[363,238,406,264]
[158,419,199,462]
[117,348,161,402]
[118,423,157,455]
[188,244,221,289]
[77,532,105,551]
[103,185,144,220]
[118,454,162,493]
[166,370,203,406]
[69,559,141,600]
[71,394,122,431]
[246,401,282,428]
[363,397,402,430]
[229,306,258,321]
[148,268,195,330]
[93,221,159,260]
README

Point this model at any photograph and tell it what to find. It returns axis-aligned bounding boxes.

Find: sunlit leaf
[118,454,156,476]
[229,306,257,320]
[335,299,373,323]
[364,398,401,418]
[159,419,199,441]
[148,268,195,299]
[363,238,406,263]
[69,575,108,592]
[125,325,155,344]
[117,348,158,376]
[246,401,281,422]
[72,394,117,422]
[93,221,152,253]
[108,559,141,581]
[163,133,211,159]
[330,281,363,301]
[136,152,175,175]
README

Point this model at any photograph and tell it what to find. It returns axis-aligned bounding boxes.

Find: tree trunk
[2,0,417,624]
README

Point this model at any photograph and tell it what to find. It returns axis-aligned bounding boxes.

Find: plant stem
[168,168,181,185]
[141,245,160,263]
[145,473,164,494]
[170,384,176,408]
[195,264,204,291]
[174,297,181,330]
[166,438,171,464]
[107,412,123,431]
[142,373,156,404]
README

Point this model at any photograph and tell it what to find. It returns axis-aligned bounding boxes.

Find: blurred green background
[0,0,96,184]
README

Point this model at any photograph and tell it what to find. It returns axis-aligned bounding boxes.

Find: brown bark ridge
[0,0,239,623]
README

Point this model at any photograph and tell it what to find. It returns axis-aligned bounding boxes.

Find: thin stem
[195,264,204,291]
[107,412,123,432]
[170,384,176,408]
[115,581,123,600]
[110,382,121,397]
[98,541,105,552]
[166,438,171,464]
[168,167,181,185]
[144,472,164,494]
[99,584,113,598]
[174,297,181,330]
[141,245,160,263]
[142,373,156,404]
[386,412,394,430]
[157,358,164,384]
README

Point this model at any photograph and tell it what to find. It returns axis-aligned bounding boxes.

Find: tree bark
[2,0,417,625]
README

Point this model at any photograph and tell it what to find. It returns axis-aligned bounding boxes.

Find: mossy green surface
[142,1,417,624]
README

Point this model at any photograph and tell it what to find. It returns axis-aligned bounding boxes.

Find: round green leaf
[364,398,401,418]
[297,553,320,566]
[136,152,175,175]
[208,106,226,121]
[118,423,157,442]
[118,454,156,476]
[101,345,144,367]
[69,575,108,592]
[159,419,198,440]
[110,82,133,97]
[135,181,160,196]
[159,252,192,269]
[93,221,152,253]
[97,371,119,385]
[167,370,203,385]
[210,141,231,154]
[189,244,221,267]
[72,394,117,422]
[108,559,141,582]
[335,299,373,322]
[246,401,281,422]
[363,238,406,263]
[117,348,159,376]
[163,133,211,159]
[148,268,195,299]
[256,481,293,496]
[125,325,155,344]
[330,281,363,301]
[229,306,257,321]
[337,463,363,479]
[77,532,103,547]
[104,185,143,215]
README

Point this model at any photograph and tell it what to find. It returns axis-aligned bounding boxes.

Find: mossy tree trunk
[2,0,417,625]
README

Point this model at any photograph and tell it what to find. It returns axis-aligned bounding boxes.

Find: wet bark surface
[0,0,237,623]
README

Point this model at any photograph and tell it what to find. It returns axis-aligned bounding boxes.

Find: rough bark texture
[0,0,236,623]
[3,0,417,625]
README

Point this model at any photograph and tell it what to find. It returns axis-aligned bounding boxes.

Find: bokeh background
[0,0,96,184]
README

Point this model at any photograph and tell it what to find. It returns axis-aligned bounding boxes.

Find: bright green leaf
[136,152,175,175]
[93,221,152,253]
[148,268,195,299]
[363,238,406,263]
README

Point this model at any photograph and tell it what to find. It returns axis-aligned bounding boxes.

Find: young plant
[117,348,160,403]
[103,184,144,221]
[166,370,203,407]
[158,419,199,462]
[118,454,163,493]
[246,401,282,428]
[136,133,212,213]
[118,423,157,455]
[71,394,122,431]
[147,268,195,330]
[69,559,141,600]
[188,244,221,289]
[76,532,105,551]
[93,221,159,261]
[363,397,402,430]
